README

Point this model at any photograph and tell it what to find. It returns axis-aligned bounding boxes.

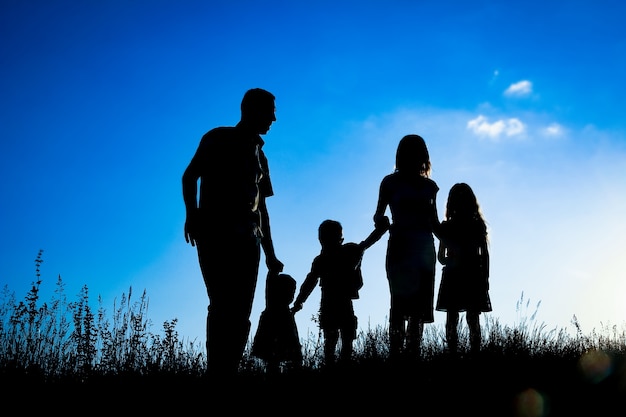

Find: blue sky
[1,0,625,347]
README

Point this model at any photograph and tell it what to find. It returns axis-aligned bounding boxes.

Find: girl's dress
[436,218,492,312]
[251,273,302,366]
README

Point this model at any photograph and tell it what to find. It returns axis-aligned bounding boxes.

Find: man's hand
[291,303,303,314]
[184,221,196,247]
[266,255,284,275]
[184,211,200,247]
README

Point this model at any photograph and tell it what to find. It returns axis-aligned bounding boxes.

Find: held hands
[290,302,303,314]
[266,255,284,275]
[374,215,391,230]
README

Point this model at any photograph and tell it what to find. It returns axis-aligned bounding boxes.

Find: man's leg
[199,235,260,377]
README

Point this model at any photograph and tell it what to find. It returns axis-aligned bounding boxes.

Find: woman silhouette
[372,134,441,359]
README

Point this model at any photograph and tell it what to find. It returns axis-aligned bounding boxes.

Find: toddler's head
[266,272,297,307]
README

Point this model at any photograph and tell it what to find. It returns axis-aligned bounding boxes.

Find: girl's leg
[466,311,481,353]
[446,311,460,353]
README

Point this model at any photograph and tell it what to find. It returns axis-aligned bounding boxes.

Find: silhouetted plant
[1,251,626,392]
[0,251,207,381]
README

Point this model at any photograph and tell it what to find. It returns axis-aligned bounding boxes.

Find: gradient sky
[2,0,625,348]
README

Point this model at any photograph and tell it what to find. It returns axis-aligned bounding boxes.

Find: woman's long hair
[395,134,431,177]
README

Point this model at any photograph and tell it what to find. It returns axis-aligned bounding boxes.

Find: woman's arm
[437,240,448,265]
[373,179,389,225]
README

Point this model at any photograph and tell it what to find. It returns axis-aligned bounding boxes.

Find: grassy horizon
[2,251,625,415]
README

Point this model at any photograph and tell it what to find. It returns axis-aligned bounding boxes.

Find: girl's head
[318,219,344,248]
[395,134,431,177]
[445,182,484,221]
[266,273,297,307]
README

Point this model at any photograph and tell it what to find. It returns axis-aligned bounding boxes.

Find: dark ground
[5,353,625,416]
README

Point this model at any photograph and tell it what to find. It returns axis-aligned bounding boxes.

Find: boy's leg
[324,329,339,365]
[339,315,357,363]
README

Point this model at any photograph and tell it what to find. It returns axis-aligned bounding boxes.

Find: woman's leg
[389,307,406,358]
[406,316,424,357]
[446,311,460,353]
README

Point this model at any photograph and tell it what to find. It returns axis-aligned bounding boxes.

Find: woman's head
[445,182,481,220]
[395,134,431,177]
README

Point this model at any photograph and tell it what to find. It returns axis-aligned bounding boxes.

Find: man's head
[240,88,276,135]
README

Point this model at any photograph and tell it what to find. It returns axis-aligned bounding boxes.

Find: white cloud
[490,69,500,84]
[467,115,526,140]
[504,80,533,97]
[544,123,564,137]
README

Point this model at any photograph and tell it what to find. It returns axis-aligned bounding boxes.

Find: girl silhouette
[436,182,491,354]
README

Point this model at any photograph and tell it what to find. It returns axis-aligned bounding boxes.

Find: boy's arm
[291,272,318,313]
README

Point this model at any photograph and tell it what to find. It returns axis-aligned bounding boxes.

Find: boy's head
[318,219,344,248]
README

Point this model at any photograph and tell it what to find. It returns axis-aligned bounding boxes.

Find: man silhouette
[182,88,284,377]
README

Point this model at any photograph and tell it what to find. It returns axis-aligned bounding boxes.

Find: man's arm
[182,142,203,247]
[258,197,283,274]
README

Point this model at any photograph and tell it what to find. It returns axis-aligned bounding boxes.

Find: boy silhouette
[292,218,388,365]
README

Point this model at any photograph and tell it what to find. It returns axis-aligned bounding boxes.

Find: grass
[2,250,625,416]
